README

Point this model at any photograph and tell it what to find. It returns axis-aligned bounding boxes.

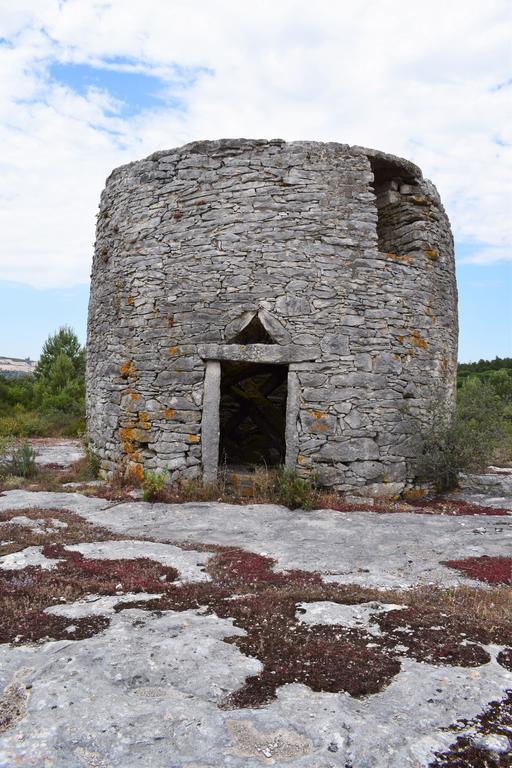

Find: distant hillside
[0,356,37,378]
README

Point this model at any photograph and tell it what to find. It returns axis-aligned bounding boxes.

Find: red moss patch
[318,497,511,517]
[429,691,512,767]
[375,605,496,666]
[117,550,505,708]
[408,497,510,517]
[0,547,179,645]
[2,513,509,709]
[0,507,125,555]
[442,556,512,585]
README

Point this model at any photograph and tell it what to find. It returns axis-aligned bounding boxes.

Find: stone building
[87,139,457,496]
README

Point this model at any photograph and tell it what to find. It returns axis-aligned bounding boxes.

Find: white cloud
[0,0,510,287]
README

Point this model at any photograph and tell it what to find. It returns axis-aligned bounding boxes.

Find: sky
[0,0,510,363]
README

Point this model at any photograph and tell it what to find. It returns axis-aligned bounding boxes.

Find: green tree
[33,327,85,416]
[35,327,85,381]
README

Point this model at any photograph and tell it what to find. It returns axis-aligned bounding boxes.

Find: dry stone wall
[87,139,458,496]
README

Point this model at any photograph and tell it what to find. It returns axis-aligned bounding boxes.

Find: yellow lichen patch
[164,408,175,419]
[312,410,324,420]
[425,248,439,262]
[396,335,405,344]
[169,346,178,355]
[187,434,200,443]
[297,455,305,464]
[119,426,136,442]
[119,361,137,379]
[410,331,428,350]
[127,295,134,305]
[129,392,140,401]
[393,353,401,361]
[384,252,412,264]
[127,462,143,482]
[309,422,329,433]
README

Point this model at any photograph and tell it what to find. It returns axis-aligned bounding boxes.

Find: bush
[10,440,38,478]
[86,447,101,479]
[416,378,510,491]
[273,468,316,510]
[0,326,85,439]
[142,470,167,502]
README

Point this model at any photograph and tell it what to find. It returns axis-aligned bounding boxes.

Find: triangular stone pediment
[232,315,275,344]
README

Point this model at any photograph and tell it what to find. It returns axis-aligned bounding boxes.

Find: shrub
[142,470,167,502]
[416,378,510,491]
[86,448,101,479]
[273,468,316,510]
[10,440,38,478]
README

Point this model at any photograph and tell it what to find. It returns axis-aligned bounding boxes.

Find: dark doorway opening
[219,362,288,468]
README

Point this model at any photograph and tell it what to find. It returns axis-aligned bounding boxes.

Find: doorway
[219,361,288,468]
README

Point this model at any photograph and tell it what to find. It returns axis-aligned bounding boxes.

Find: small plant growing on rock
[274,468,316,510]
[10,440,38,478]
[142,469,167,502]
[416,378,509,491]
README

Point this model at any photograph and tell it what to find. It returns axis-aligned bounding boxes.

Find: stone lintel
[197,344,316,364]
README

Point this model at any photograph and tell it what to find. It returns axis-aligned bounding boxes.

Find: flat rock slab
[1,489,511,767]
[29,438,85,467]
[0,616,510,767]
[1,489,509,588]
[296,600,406,636]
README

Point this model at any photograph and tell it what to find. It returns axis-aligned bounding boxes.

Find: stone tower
[87,139,457,496]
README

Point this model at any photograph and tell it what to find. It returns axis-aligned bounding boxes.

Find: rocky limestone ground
[0,453,511,766]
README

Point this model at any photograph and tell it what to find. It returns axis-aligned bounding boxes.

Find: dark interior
[219,361,288,468]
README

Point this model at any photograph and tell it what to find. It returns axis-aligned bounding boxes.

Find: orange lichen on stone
[410,331,428,350]
[127,462,143,482]
[127,295,134,305]
[425,248,439,262]
[129,392,139,401]
[164,408,175,419]
[119,361,137,379]
[119,427,136,442]
[187,434,200,443]
[307,411,330,433]
[396,335,405,344]
[169,346,178,355]
[384,252,412,264]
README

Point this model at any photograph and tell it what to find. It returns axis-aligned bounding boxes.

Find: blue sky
[0,1,510,363]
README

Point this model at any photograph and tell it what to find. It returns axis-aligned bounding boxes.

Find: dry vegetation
[0,506,510,710]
